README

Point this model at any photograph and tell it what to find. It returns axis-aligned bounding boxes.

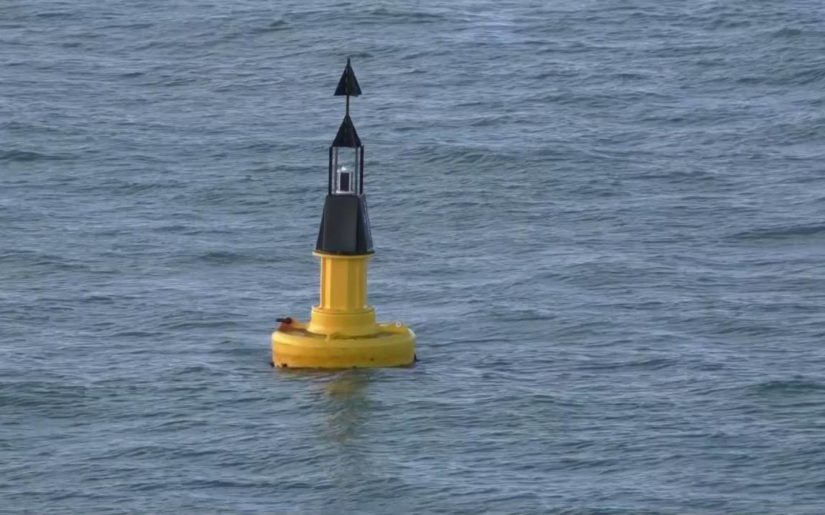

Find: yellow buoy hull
[272,323,415,368]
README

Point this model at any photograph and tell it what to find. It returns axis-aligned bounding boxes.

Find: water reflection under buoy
[322,371,371,444]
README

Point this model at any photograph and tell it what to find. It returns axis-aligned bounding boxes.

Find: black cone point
[332,115,361,147]
[334,58,362,97]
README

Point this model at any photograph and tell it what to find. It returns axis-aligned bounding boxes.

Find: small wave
[161,319,238,330]
[35,11,73,19]
[108,329,161,338]
[108,180,185,194]
[750,377,825,395]
[736,76,765,85]
[0,380,89,414]
[0,249,91,272]
[709,17,752,30]
[171,246,287,266]
[153,223,198,234]
[422,149,513,166]
[576,357,675,371]
[364,7,446,25]
[624,169,716,182]
[82,294,119,304]
[0,150,60,162]
[732,224,825,242]
[738,65,825,87]
[252,19,290,33]
[118,71,145,79]
[770,27,803,39]
[346,51,373,59]
[174,364,214,375]
[787,67,825,86]
[101,22,153,30]
[200,250,249,265]
[612,71,649,81]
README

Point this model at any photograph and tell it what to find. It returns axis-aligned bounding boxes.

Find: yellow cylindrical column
[307,251,377,336]
[317,252,369,310]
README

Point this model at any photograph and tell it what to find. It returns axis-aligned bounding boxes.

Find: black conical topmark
[332,115,362,148]
[334,58,362,97]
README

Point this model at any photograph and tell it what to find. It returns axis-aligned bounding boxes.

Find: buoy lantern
[271,59,416,368]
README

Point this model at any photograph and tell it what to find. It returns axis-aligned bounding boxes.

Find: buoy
[271,58,416,369]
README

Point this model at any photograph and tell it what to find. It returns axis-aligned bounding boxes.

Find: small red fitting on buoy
[276,317,293,331]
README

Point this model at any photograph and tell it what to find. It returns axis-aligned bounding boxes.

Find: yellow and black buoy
[271,59,416,368]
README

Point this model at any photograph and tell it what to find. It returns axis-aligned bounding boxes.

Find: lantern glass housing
[330,145,363,195]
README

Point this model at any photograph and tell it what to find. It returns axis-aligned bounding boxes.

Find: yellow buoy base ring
[272,322,416,369]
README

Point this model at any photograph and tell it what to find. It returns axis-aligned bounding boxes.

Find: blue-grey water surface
[2,1,825,513]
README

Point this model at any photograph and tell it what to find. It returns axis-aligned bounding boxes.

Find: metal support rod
[360,147,365,194]
[328,147,333,194]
